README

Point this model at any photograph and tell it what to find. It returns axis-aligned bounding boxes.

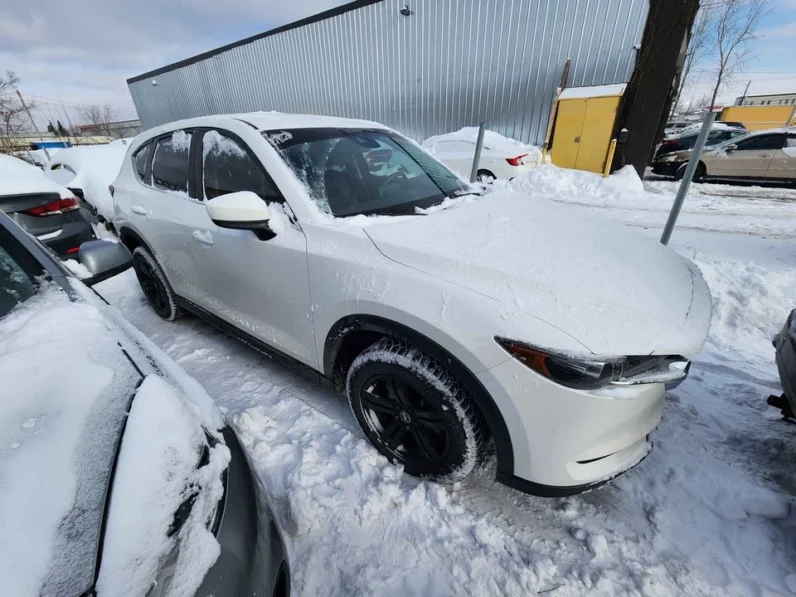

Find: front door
[708,133,785,178]
[187,128,317,368]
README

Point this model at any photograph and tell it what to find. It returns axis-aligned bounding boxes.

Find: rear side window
[736,134,786,151]
[152,131,192,193]
[202,130,280,201]
[133,141,154,183]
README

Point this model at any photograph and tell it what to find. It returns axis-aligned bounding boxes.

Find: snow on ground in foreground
[507,165,796,238]
[96,230,796,596]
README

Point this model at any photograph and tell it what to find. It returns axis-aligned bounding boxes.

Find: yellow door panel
[552,99,587,169]
[576,97,620,173]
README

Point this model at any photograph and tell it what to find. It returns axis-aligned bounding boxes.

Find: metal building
[128,0,649,145]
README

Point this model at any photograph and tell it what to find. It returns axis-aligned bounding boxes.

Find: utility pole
[59,95,77,144]
[740,80,751,105]
[15,90,49,160]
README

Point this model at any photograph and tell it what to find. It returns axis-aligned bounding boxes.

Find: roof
[739,92,796,99]
[127,0,384,84]
[558,83,627,100]
[143,112,388,138]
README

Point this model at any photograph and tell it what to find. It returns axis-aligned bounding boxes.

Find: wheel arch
[118,225,151,254]
[324,314,515,478]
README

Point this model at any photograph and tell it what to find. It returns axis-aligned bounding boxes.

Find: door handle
[192,230,214,246]
[759,153,773,158]
[131,205,148,216]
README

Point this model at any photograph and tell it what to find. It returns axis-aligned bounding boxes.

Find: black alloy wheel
[347,338,486,482]
[359,374,450,468]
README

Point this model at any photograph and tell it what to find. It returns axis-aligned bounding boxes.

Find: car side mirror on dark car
[78,240,132,286]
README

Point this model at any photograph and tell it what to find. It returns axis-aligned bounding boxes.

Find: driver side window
[202,130,281,202]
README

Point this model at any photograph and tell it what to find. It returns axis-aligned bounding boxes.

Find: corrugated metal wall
[128,0,649,145]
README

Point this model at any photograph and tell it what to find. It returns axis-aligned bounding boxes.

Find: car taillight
[506,154,529,166]
[109,184,115,197]
[662,140,678,146]
[23,197,79,217]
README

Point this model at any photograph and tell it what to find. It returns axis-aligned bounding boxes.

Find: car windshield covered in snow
[264,128,473,216]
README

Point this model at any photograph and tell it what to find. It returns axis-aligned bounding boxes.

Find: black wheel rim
[359,375,451,467]
[134,256,170,316]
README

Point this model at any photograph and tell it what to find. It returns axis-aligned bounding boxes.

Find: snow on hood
[0,286,140,597]
[365,190,712,355]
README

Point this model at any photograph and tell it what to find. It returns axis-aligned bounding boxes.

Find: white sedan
[422,127,541,182]
[112,113,711,496]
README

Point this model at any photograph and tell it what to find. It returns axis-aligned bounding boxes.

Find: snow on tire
[131,246,183,322]
[346,337,486,483]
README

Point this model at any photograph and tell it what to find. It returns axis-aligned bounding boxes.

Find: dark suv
[655,125,748,159]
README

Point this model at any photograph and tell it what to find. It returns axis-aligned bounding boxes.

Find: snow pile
[0,153,72,200]
[96,375,230,597]
[422,127,541,161]
[509,164,796,238]
[44,145,128,220]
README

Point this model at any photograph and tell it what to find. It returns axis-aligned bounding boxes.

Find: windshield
[0,232,38,318]
[264,128,475,217]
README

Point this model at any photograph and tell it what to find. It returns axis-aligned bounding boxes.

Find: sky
[2,0,795,130]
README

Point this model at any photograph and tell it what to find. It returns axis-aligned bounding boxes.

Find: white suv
[113,113,712,496]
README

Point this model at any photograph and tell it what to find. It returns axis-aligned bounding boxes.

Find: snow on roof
[558,83,626,100]
[0,154,72,199]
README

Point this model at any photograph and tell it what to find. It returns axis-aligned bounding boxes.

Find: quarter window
[133,141,154,184]
[152,131,192,193]
[202,131,279,201]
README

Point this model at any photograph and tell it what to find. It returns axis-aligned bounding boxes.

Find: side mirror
[205,191,275,240]
[725,144,738,152]
[78,240,132,286]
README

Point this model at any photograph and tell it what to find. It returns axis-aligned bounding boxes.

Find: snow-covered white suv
[113,113,712,496]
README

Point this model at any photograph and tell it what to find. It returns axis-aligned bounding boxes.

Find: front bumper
[651,160,682,177]
[478,357,665,494]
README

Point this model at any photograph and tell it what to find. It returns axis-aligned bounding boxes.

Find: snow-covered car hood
[0,283,226,597]
[364,191,712,355]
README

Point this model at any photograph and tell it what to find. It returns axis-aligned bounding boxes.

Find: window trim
[194,127,285,204]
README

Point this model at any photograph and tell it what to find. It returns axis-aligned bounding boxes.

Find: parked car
[0,209,290,597]
[43,144,128,225]
[652,127,796,183]
[113,113,712,496]
[769,308,796,421]
[422,128,540,181]
[0,153,94,258]
[655,123,747,159]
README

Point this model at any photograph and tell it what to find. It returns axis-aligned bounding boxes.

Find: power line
[0,91,138,116]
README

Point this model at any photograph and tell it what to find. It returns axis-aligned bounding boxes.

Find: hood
[364,191,711,355]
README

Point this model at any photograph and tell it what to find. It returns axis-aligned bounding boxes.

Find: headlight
[495,338,671,390]
[660,154,681,163]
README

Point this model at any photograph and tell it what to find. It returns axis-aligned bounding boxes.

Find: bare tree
[77,102,119,137]
[708,0,769,109]
[0,71,39,153]
[671,6,714,118]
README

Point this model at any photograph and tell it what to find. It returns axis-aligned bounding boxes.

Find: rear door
[710,133,785,178]
[765,132,796,180]
[130,129,204,300]
[187,128,316,367]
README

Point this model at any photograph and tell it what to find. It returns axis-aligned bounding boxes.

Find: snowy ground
[94,169,796,596]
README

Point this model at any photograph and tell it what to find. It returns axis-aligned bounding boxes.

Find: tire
[346,338,486,482]
[676,162,706,183]
[131,246,182,321]
[476,169,495,184]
